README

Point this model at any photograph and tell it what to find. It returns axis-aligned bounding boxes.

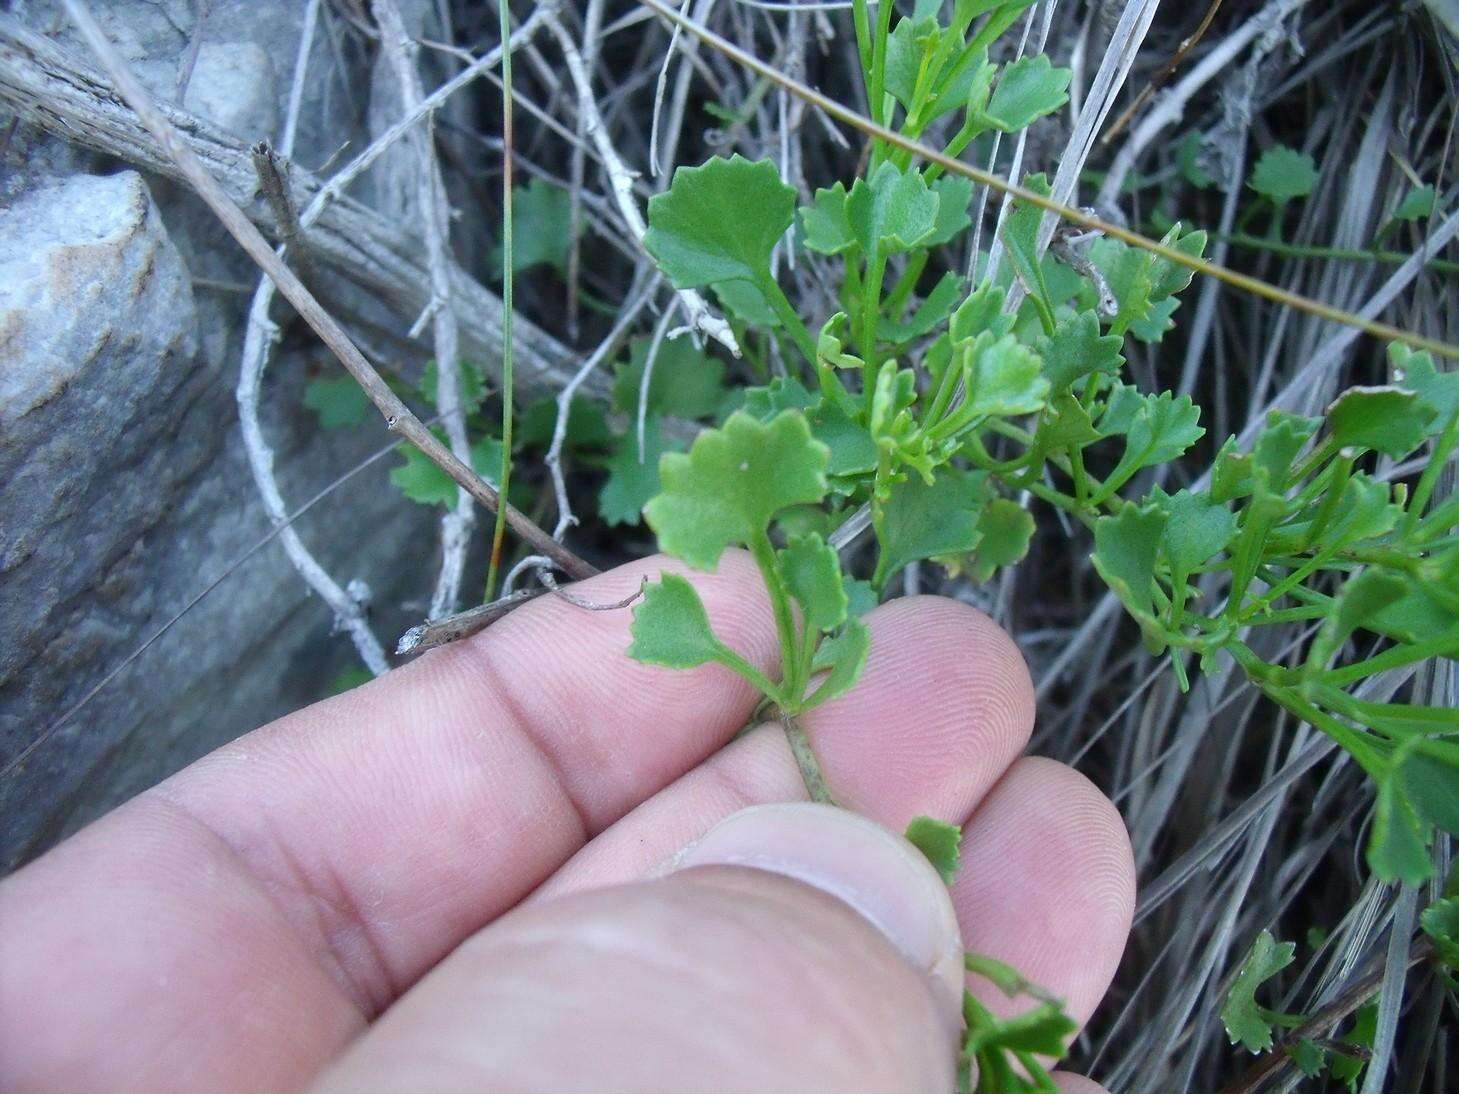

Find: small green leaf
[846,162,940,255]
[964,998,1076,1057]
[1391,345,1459,432]
[1222,930,1296,1053]
[1326,385,1435,457]
[801,182,856,256]
[304,376,371,429]
[1149,487,1238,575]
[874,467,985,586]
[1176,130,1215,189]
[905,816,963,884]
[806,618,871,707]
[712,278,780,327]
[983,54,1070,131]
[808,399,880,477]
[1306,568,1407,674]
[598,419,677,527]
[949,280,1013,344]
[391,433,502,508]
[1034,393,1101,452]
[1391,184,1436,222]
[1330,1004,1377,1088]
[1092,503,1167,625]
[1104,392,1205,490]
[926,176,974,246]
[1368,776,1432,884]
[842,576,879,618]
[779,533,847,632]
[961,332,1049,420]
[491,177,574,273]
[878,272,963,342]
[1098,382,1147,437]
[517,396,613,451]
[884,15,943,111]
[1397,743,1459,836]
[628,573,728,668]
[742,377,816,420]
[645,410,829,570]
[1290,1038,1326,1078]
[1148,222,1208,300]
[1252,411,1321,489]
[1039,309,1124,396]
[1421,895,1459,968]
[964,497,1035,583]
[421,358,488,413]
[612,335,726,420]
[645,155,796,288]
[1001,173,1056,326]
[1249,145,1319,202]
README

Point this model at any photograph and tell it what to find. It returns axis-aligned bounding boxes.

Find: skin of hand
[0,553,1134,1092]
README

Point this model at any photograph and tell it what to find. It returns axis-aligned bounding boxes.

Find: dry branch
[51,0,595,581]
[373,0,474,618]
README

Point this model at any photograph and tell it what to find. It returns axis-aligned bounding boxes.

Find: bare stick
[229,0,387,675]
[396,589,548,655]
[374,0,474,618]
[548,281,659,539]
[250,139,317,288]
[57,0,597,582]
[543,10,741,358]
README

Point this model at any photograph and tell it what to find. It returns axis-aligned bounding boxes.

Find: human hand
[0,554,1133,1092]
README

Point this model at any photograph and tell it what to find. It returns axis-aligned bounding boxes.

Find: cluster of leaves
[1220,928,1378,1089]
[905,815,1078,1091]
[1220,871,1459,1084]
[626,0,1459,890]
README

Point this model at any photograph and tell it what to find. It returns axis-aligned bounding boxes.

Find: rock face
[0,4,441,870]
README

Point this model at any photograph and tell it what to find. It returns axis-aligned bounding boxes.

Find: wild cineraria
[298,2,1458,1085]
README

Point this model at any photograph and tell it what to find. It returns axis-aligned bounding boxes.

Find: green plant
[612,1,1458,1080]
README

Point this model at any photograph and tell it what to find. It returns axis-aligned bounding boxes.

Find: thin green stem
[860,252,888,416]
[749,528,802,701]
[781,713,837,804]
[485,0,516,599]
[1220,232,1459,276]
[714,645,783,705]
[756,273,818,367]
[1406,403,1459,532]
[1320,628,1459,688]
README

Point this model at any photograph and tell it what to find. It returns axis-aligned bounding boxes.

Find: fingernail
[672,803,964,1004]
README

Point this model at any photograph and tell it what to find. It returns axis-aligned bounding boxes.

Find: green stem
[1220,232,1459,276]
[885,251,928,317]
[867,0,895,138]
[1319,627,1459,688]
[860,249,888,408]
[756,273,818,367]
[850,0,873,95]
[1405,402,1459,533]
[749,528,802,702]
[781,714,837,804]
[485,0,516,600]
[714,645,784,706]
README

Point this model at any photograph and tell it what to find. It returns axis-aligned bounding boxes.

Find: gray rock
[0,169,434,871]
[183,40,280,145]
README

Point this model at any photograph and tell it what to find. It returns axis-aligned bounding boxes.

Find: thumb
[314,804,965,1093]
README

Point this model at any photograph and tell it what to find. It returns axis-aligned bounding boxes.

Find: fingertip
[1053,1073,1110,1093]
[806,594,1036,828]
[953,757,1134,1027]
